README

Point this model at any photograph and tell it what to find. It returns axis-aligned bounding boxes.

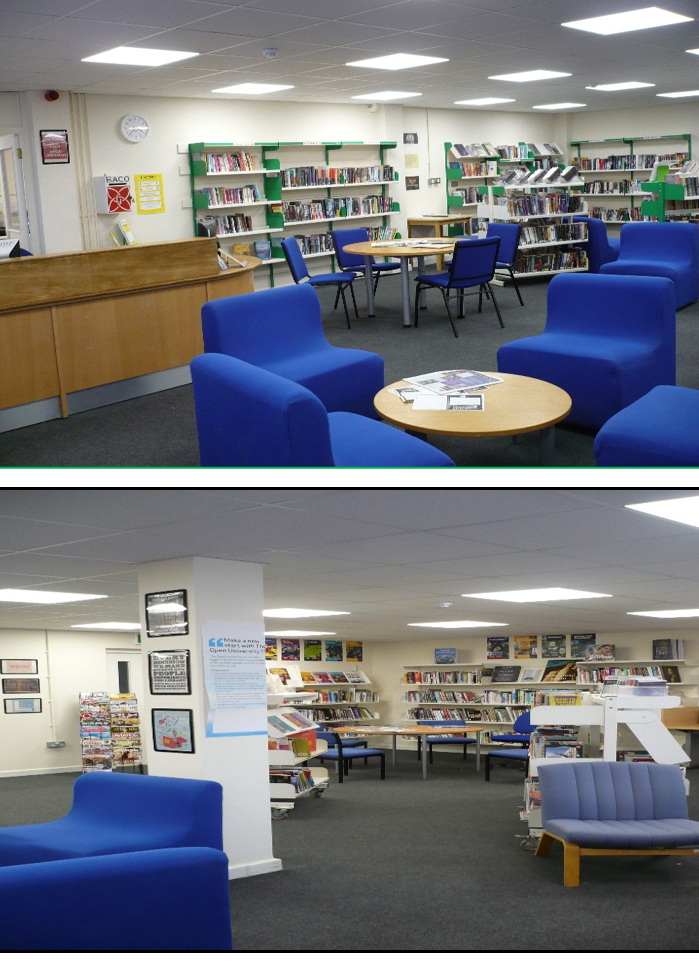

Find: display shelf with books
[444,142,500,235]
[267,705,329,818]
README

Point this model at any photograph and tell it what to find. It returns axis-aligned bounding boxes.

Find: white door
[0,134,30,250]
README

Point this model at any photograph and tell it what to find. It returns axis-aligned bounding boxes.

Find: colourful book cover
[303,639,322,661]
[281,638,300,661]
[486,636,510,660]
[265,638,278,660]
[345,641,363,662]
[329,671,349,683]
[324,640,343,661]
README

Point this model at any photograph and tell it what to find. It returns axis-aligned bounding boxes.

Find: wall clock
[120,114,150,142]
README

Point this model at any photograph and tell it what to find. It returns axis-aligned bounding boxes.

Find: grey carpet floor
[3,757,699,951]
[1,271,697,468]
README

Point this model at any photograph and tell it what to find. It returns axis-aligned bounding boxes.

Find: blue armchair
[536,761,699,886]
[280,235,359,326]
[572,216,620,273]
[190,353,456,467]
[497,273,676,429]
[594,385,699,466]
[599,221,699,308]
[0,771,223,868]
[202,284,384,420]
[331,226,401,293]
[0,848,233,950]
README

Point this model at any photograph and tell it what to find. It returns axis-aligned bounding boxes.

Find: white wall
[0,628,140,777]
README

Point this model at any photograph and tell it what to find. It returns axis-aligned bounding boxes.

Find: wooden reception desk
[0,237,259,428]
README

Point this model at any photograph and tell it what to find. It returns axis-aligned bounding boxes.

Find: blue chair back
[572,215,619,273]
[513,711,534,735]
[618,221,699,261]
[202,285,330,365]
[448,237,500,288]
[190,353,335,467]
[315,728,340,746]
[486,222,520,268]
[281,236,311,283]
[331,227,370,270]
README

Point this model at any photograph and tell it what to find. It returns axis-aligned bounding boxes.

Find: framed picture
[4,698,42,714]
[152,708,195,753]
[145,589,189,638]
[40,129,70,164]
[2,678,40,694]
[1,659,38,674]
[148,650,191,695]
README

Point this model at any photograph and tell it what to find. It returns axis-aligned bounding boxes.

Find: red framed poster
[40,129,70,164]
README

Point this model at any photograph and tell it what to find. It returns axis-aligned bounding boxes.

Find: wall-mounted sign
[40,129,70,164]
[1,659,38,674]
[145,589,189,638]
[148,650,191,695]
[152,708,194,753]
[135,173,165,214]
[4,698,42,714]
[2,678,39,694]
[202,621,267,738]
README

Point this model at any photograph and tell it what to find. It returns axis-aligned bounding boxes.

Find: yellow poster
[134,173,165,214]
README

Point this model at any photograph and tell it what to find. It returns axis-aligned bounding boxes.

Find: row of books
[449,161,498,177]
[268,709,317,737]
[368,226,399,240]
[451,143,499,159]
[451,142,563,160]
[210,213,254,236]
[200,151,257,172]
[587,206,644,222]
[408,706,527,723]
[577,665,681,683]
[451,186,481,203]
[281,195,393,221]
[531,728,584,759]
[576,179,645,195]
[229,239,273,259]
[512,250,588,274]
[519,223,587,245]
[269,767,316,791]
[279,165,394,187]
[495,193,585,217]
[304,706,376,721]
[304,689,378,703]
[196,184,262,206]
[498,166,579,186]
[677,175,699,196]
[299,669,368,684]
[577,153,689,171]
[405,690,479,704]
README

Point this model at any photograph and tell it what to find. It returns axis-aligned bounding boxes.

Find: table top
[344,240,456,259]
[335,724,483,737]
[407,215,474,226]
[374,373,572,438]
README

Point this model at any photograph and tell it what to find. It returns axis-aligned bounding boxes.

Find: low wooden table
[374,373,572,465]
[343,239,455,328]
[335,724,483,779]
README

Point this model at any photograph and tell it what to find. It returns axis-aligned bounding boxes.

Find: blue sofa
[572,215,620,273]
[202,284,384,420]
[0,847,233,950]
[599,221,699,308]
[0,771,223,867]
[497,273,676,430]
[536,761,699,886]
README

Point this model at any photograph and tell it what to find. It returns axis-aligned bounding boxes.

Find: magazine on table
[404,369,503,395]
[412,393,484,412]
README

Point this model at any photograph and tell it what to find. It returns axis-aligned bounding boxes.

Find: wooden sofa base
[536,829,699,887]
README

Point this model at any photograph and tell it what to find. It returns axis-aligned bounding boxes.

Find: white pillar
[137,556,281,879]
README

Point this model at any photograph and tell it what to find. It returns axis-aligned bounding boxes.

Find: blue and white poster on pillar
[202,621,267,738]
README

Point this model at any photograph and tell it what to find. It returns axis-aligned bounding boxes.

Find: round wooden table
[343,239,455,328]
[374,373,572,465]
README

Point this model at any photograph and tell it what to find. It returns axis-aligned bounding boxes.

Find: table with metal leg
[336,724,483,779]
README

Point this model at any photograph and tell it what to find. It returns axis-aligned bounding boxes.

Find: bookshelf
[267,699,329,819]
[188,140,398,286]
[292,669,380,726]
[570,134,691,226]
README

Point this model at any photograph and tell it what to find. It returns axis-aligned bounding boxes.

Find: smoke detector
[435,601,453,608]
[262,48,278,58]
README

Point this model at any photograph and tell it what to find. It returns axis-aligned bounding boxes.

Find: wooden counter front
[0,239,259,419]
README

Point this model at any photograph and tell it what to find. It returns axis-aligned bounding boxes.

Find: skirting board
[0,766,83,778]
[228,857,283,880]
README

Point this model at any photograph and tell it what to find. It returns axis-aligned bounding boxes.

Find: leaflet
[412,393,484,411]
[403,369,503,395]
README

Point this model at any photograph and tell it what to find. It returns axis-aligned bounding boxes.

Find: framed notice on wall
[2,678,39,694]
[40,129,70,164]
[152,708,195,753]
[4,698,42,714]
[148,650,191,695]
[145,589,189,638]
[1,659,38,674]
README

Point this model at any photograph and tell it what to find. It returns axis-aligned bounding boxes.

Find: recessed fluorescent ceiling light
[0,589,107,604]
[687,48,699,54]
[211,83,294,94]
[462,588,612,602]
[263,608,350,617]
[586,82,655,90]
[82,46,198,66]
[532,102,586,109]
[488,70,571,82]
[346,53,448,70]
[266,630,336,637]
[626,495,699,526]
[627,609,699,618]
[72,622,141,630]
[351,91,422,101]
[454,97,516,105]
[408,620,509,628]
[657,89,699,97]
[562,7,692,35]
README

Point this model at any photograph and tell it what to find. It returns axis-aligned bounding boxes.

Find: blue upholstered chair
[414,236,503,337]
[280,235,359,326]
[423,719,478,763]
[190,353,456,468]
[0,772,223,868]
[594,385,699,466]
[485,746,529,780]
[599,221,699,308]
[572,216,620,273]
[489,711,535,745]
[536,761,699,887]
[313,728,385,782]
[331,226,401,293]
[0,848,233,950]
[202,285,384,420]
[486,221,524,306]
[497,274,676,430]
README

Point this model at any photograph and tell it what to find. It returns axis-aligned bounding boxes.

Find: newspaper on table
[412,393,485,411]
[403,369,503,396]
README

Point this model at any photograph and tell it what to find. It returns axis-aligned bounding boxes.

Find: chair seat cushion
[594,385,699,467]
[544,817,699,849]
[308,272,357,284]
[318,748,384,759]
[600,258,685,281]
[490,734,531,743]
[372,261,401,271]
[487,748,529,760]
[327,411,455,467]
[426,736,477,744]
[415,272,449,286]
